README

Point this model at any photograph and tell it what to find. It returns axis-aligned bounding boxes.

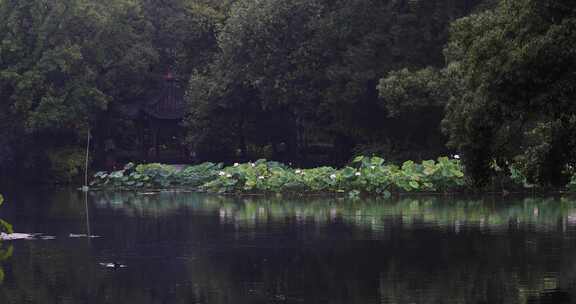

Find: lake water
[0,189,576,303]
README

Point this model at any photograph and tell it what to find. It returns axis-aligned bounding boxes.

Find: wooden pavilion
[137,71,188,162]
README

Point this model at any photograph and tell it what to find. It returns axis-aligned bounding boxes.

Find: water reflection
[0,242,12,284]
[0,190,575,303]
[92,192,576,233]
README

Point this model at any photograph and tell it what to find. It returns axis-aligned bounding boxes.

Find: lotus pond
[1,189,576,303]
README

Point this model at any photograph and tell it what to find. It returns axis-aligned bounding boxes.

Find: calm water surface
[1,189,576,303]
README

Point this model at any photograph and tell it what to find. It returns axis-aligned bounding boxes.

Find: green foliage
[172,163,224,187]
[135,163,176,174]
[442,0,576,186]
[209,156,464,195]
[91,157,466,194]
[201,160,302,194]
[0,0,149,133]
[8,0,575,190]
[0,194,12,234]
[0,0,226,183]
[0,243,12,284]
[0,0,150,182]
[378,68,447,117]
[385,157,466,193]
[0,219,12,235]
[132,163,177,188]
[47,147,87,184]
[91,162,223,189]
[375,67,452,160]
[201,160,342,194]
[184,0,483,162]
[0,193,14,285]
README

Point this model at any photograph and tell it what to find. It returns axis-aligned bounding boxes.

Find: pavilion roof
[144,72,187,120]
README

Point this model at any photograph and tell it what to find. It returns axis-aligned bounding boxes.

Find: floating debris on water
[69,234,101,238]
[99,262,127,269]
[0,233,56,240]
[0,233,36,240]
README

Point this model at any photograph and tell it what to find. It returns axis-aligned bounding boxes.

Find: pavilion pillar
[152,126,159,161]
[137,119,147,162]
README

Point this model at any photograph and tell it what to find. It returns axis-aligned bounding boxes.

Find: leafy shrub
[0,194,12,234]
[47,147,87,184]
[509,161,536,189]
[0,193,12,285]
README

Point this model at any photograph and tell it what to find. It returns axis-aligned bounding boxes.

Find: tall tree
[0,0,226,181]
[442,0,576,186]
[185,0,485,164]
[0,0,155,181]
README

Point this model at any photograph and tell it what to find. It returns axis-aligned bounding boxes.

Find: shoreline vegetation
[1,0,575,191]
[89,156,576,196]
[0,194,13,284]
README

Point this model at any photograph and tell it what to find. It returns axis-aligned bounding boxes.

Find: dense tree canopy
[0,0,156,131]
[1,0,575,188]
[0,0,223,182]
[0,0,154,180]
[185,0,484,165]
[442,0,576,186]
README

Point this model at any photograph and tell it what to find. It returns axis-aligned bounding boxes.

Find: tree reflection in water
[1,190,576,303]
[91,192,576,232]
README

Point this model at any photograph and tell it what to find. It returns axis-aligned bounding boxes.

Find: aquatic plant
[200,156,466,195]
[90,157,467,195]
[91,162,223,190]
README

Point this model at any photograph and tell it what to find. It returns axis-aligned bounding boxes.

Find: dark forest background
[1,0,575,187]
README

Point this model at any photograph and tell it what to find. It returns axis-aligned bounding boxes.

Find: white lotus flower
[355,172,361,176]
[453,154,461,159]
[370,166,376,170]
[258,176,265,180]
[226,174,232,178]
[219,171,226,176]
[295,170,301,174]
[330,174,337,179]
[251,163,256,167]
[234,163,239,167]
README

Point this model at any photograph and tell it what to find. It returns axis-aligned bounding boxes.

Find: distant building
[111,70,188,163]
